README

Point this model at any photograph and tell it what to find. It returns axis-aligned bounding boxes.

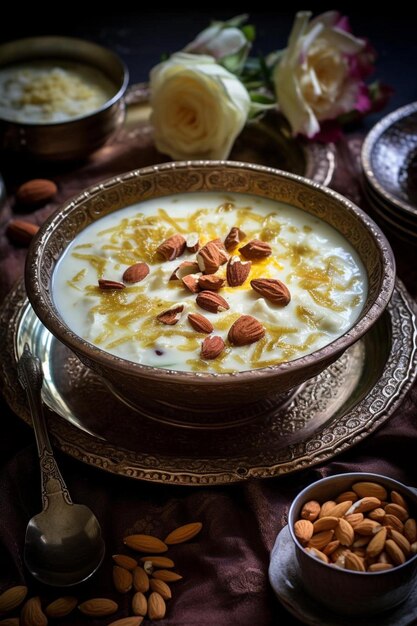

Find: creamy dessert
[52,192,367,373]
[0,60,115,124]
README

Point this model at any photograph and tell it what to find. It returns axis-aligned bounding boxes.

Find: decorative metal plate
[124,82,336,186]
[362,102,417,217]
[269,526,417,626]
[0,279,416,486]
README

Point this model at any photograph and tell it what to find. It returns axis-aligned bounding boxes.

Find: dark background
[1,8,416,131]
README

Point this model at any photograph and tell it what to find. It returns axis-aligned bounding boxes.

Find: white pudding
[0,60,116,124]
[52,192,367,373]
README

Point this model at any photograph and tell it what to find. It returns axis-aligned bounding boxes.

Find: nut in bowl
[25,161,395,427]
[0,36,128,160]
[288,472,417,615]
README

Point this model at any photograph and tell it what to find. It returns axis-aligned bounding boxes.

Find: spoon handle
[17,343,72,509]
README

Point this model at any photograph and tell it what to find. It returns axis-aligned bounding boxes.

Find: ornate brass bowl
[25,162,395,426]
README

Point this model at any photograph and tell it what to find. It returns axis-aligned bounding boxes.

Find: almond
[78,598,118,617]
[352,481,388,501]
[390,490,409,510]
[16,178,57,205]
[182,274,200,293]
[385,539,406,565]
[197,274,225,291]
[0,618,20,625]
[186,232,200,253]
[224,226,245,251]
[346,496,381,515]
[228,315,265,346]
[344,551,366,572]
[250,278,291,306]
[156,234,186,261]
[140,556,175,568]
[306,547,329,563]
[147,592,166,620]
[368,508,386,522]
[344,513,364,528]
[226,256,251,287]
[383,513,404,533]
[132,566,150,593]
[384,503,408,521]
[307,530,334,550]
[45,597,77,618]
[152,570,183,582]
[404,518,417,543]
[113,565,133,593]
[313,516,339,532]
[108,619,144,626]
[366,527,387,557]
[0,586,27,613]
[170,261,199,280]
[6,220,39,245]
[20,597,47,626]
[98,278,125,290]
[196,291,229,314]
[201,336,225,360]
[301,500,320,522]
[368,563,393,572]
[123,262,150,283]
[294,519,314,544]
[165,522,202,544]
[334,518,354,546]
[326,501,353,518]
[188,313,213,334]
[411,542,417,555]
[335,491,358,504]
[123,534,168,553]
[132,591,147,617]
[239,239,271,259]
[319,501,336,518]
[354,520,382,535]
[112,554,138,571]
[149,579,172,601]
[196,241,223,274]
[156,304,184,325]
[390,529,411,555]
[322,540,340,556]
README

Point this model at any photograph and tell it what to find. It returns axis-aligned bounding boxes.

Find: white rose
[150,52,251,160]
[274,11,365,137]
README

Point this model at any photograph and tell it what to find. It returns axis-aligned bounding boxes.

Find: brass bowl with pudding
[0,36,128,160]
[25,161,395,427]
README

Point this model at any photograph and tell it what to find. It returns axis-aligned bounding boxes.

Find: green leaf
[241,24,256,42]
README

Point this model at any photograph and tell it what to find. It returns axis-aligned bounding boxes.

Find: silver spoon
[17,343,105,586]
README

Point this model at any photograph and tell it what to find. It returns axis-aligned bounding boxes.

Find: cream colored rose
[274,11,365,137]
[150,52,250,160]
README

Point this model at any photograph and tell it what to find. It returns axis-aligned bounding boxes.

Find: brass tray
[0,279,416,486]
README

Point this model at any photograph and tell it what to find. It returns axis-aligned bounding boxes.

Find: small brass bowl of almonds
[288,472,417,615]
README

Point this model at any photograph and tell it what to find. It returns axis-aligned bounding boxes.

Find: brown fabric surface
[0,128,416,626]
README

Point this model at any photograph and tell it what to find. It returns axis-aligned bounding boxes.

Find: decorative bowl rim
[361,101,417,217]
[25,160,396,383]
[0,35,129,128]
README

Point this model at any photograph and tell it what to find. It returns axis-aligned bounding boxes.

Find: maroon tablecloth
[0,129,416,626]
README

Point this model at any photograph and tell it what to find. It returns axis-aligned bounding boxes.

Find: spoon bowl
[18,343,105,586]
